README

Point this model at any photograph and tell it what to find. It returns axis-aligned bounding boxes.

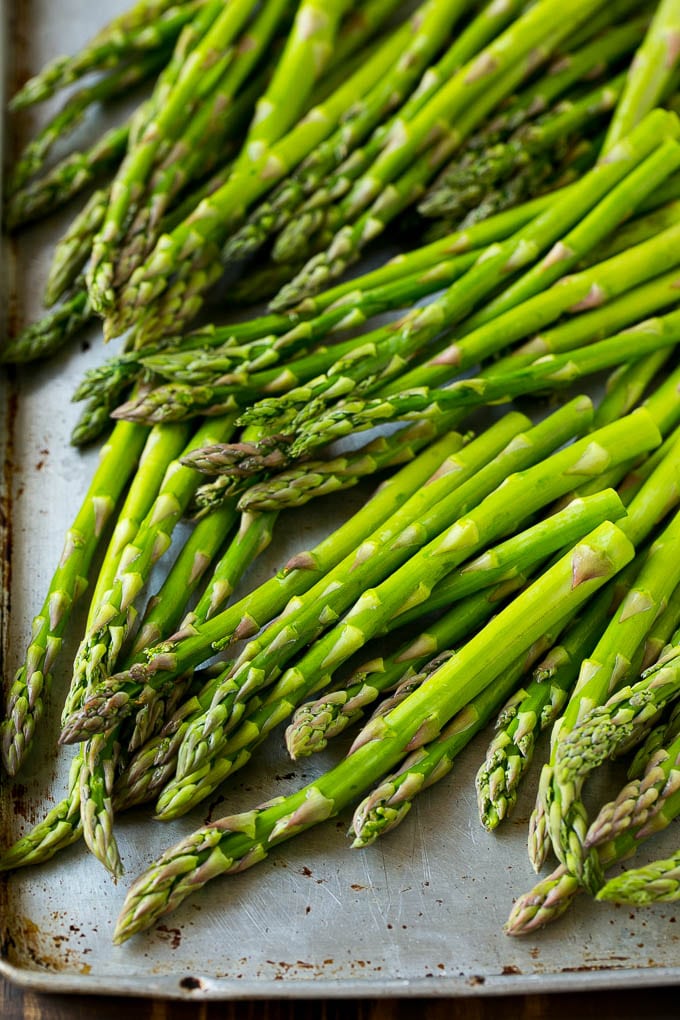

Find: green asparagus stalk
[419,72,626,221]
[287,488,625,760]
[86,0,259,314]
[597,845,680,904]
[269,0,611,304]
[0,286,92,365]
[113,519,635,942]
[282,312,680,461]
[221,0,471,264]
[370,202,680,402]
[116,0,605,333]
[506,730,680,934]
[351,636,565,849]
[603,0,680,154]
[112,24,283,283]
[59,426,473,734]
[6,125,127,231]
[463,16,650,145]
[0,419,187,862]
[8,50,168,196]
[541,514,680,891]
[556,640,680,828]
[127,506,277,753]
[45,192,109,308]
[0,755,84,870]
[284,578,529,761]
[235,417,469,513]
[476,568,639,833]
[0,421,147,776]
[154,405,653,817]
[63,416,237,731]
[269,0,533,267]
[9,0,207,110]
[237,120,680,444]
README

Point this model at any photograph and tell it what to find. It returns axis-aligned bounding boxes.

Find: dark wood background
[2,979,680,1019]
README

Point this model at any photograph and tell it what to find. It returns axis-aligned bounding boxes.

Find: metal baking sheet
[4,0,680,1001]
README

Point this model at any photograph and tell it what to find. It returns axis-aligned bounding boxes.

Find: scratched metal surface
[3,0,680,1002]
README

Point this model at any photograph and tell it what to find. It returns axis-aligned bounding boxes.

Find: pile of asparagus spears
[7,0,680,947]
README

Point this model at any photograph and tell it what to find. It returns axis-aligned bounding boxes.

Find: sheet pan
[3,0,680,1000]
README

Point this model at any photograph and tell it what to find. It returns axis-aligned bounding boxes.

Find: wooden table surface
[2,978,680,1018]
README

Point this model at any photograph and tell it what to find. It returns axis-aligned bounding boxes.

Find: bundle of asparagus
[8,0,680,952]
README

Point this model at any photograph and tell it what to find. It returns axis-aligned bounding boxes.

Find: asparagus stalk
[115,0,605,333]
[62,415,237,732]
[419,72,626,221]
[351,637,564,849]
[506,730,680,935]
[476,568,639,832]
[287,489,625,760]
[105,0,402,334]
[0,286,92,365]
[269,0,611,304]
[235,417,470,513]
[597,844,680,904]
[281,312,680,461]
[113,520,635,942]
[0,422,147,775]
[45,192,109,308]
[603,0,680,154]
[0,419,189,863]
[268,0,536,268]
[9,0,203,109]
[221,0,472,264]
[285,579,530,762]
[6,125,128,231]
[86,0,259,314]
[154,405,652,817]
[234,121,680,444]
[126,506,276,752]
[540,513,680,891]
[59,427,473,734]
[8,49,169,196]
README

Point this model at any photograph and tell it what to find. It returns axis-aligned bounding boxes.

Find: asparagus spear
[154,405,652,816]
[236,121,680,442]
[0,286,92,365]
[62,416,237,732]
[0,418,189,862]
[221,0,472,264]
[597,844,680,904]
[506,730,680,935]
[351,637,564,849]
[269,0,534,267]
[235,417,469,513]
[115,0,605,333]
[6,126,128,231]
[8,49,169,196]
[45,192,109,308]
[126,506,275,751]
[281,312,680,461]
[9,0,204,109]
[419,72,626,221]
[476,569,638,832]
[0,421,147,776]
[539,517,680,889]
[603,0,680,154]
[86,0,259,315]
[285,580,530,761]
[287,490,625,761]
[268,0,611,304]
[113,520,635,942]
[58,427,473,734]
